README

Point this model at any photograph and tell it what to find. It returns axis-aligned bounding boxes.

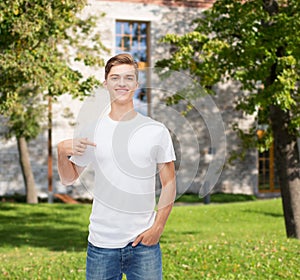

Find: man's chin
[113,97,133,105]
[113,94,134,102]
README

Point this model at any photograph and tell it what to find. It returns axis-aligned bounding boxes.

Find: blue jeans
[86,241,162,280]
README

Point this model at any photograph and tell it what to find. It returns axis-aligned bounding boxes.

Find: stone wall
[0,0,258,199]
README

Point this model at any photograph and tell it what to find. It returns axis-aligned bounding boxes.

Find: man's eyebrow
[109,73,135,78]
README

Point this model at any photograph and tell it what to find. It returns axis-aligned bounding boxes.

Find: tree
[156,0,300,238]
[0,0,107,203]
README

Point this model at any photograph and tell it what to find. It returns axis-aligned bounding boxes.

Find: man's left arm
[132,161,176,246]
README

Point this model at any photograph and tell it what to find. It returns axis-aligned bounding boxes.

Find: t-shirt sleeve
[156,125,176,163]
[69,121,96,167]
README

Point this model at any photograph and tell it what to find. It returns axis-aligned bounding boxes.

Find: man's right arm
[57,138,96,186]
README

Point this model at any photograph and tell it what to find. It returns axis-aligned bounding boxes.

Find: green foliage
[0,199,299,279]
[2,86,46,140]
[0,0,108,140]
[156,0,300,151]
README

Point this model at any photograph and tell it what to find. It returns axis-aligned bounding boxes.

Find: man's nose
[118,77,126,86]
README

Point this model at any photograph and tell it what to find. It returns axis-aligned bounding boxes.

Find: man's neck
[109,102,137,121]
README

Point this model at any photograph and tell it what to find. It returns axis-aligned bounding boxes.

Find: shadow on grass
[242,209,283,218]
[0,204,90,252]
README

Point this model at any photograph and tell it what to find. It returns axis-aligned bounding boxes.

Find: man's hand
[58,138,96,157]
[132,225,163,247]
[73,138,96,156]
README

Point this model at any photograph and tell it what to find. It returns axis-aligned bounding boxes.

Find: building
[0,0,280,201]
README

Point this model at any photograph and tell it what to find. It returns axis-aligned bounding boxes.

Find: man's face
[104,64,138,105]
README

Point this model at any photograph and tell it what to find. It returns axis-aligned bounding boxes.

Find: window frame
[115,20,151,116]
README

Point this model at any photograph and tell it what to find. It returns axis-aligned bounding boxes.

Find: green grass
[1,192,257,204]
[175,193,257,204]
[0,199,299,279]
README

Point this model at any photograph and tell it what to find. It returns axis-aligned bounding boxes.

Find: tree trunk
[17,136,38,204]
[270,106,300,238]
[263,0,300,238]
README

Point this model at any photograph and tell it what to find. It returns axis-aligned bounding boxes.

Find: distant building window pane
[116,21,148,63]
[116,21,149,116]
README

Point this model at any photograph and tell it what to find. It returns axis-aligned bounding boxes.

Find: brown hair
[105,53,139,80]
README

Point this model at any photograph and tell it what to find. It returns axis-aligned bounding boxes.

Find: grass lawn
[0,198,299,279]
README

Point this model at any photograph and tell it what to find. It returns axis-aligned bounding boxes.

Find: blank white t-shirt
[70,113,176,248]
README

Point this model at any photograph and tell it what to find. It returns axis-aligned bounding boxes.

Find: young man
[57,53,176,280]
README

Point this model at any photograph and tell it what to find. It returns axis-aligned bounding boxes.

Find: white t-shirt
[70,113,176,248]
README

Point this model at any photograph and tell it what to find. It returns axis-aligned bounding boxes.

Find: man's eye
[126,77,134,81]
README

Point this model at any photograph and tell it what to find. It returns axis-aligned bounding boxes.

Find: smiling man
[57,53,176,280]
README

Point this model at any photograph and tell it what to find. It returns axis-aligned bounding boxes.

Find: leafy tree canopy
[0,0,107,139]
[156,0,300,152]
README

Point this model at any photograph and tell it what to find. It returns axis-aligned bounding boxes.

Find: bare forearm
[57,140,80,186]
[153,178,176,234]
[57,138,95,185]
[57,152,78,186]
[153,202,174,235]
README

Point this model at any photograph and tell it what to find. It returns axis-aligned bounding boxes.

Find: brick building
[0,0,279,200]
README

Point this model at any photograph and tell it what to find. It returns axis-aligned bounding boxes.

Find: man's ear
[103,80,107,88]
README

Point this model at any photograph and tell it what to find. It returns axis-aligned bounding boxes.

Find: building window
[115,21,150,115]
